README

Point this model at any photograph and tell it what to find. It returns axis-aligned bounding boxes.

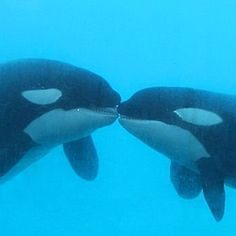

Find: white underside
[24,107,118,145]
[119,117,210,171]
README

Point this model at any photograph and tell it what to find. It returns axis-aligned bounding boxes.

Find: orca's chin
[85,107,119,125]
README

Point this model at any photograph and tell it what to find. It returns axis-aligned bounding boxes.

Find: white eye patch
[22,88,62,105]
[174,108,223,126]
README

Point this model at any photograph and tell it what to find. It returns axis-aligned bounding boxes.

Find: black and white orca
[118,87,236,221]
[0,59,120,182]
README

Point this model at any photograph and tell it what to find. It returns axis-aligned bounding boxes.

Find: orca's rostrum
[118,87,236,221]
[0,59,120,182]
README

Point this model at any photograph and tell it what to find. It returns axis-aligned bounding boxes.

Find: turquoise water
[1,1,236,235]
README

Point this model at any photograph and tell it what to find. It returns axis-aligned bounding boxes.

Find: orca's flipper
[197,158,225,222]
[170,161,202,199]
[63,136,98,181]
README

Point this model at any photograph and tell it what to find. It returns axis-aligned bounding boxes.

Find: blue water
[1,1,236,235]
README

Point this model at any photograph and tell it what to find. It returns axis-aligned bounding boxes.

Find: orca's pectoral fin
[63,136,98,181]
[197,158,225,222]
[170,161,202,199]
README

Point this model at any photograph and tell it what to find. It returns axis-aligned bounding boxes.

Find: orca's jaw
[119,116,210,171]
[24,107,118,145]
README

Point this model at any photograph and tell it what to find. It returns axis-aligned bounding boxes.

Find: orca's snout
[99,84,121,108]
[117,102,124,114]
[112,89,121,106]
[117,101,135,117]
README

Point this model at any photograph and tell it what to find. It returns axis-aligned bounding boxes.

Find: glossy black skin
[0,59,121,148]
[118,87,236,178]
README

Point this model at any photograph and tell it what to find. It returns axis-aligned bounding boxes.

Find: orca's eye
[22,88,62,105]
[174,108,223,126]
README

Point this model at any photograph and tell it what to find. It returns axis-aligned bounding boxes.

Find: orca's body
[118,87,236,221]
[0,59,120,182]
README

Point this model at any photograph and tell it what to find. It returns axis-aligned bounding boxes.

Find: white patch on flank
[24,108,118,145]
[22,88,62,105]
[119,118,210,171]
[174,108,223,126]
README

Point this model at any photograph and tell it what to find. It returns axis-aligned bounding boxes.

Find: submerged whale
[0,59,120,182]
[118,87,236,221]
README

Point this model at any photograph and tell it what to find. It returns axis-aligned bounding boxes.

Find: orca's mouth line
[118,115,143,121]
[118,114,161,123]
[86,107,119,117]
[119,114,131,119]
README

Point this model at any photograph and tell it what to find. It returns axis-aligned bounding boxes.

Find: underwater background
[1,0,236,235]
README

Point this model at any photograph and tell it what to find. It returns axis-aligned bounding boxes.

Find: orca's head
[118,87,224,169]
[22,64,121,145]
[48,69,121,111]
[118,87,223,126]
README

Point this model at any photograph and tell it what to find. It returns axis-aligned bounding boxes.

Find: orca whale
[0,59,120,182]
[118,87,236,221]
